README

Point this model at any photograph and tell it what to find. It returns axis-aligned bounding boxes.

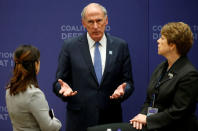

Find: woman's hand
[130,114,147,130]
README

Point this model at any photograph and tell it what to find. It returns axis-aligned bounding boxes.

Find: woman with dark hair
[6,45,61,131]
[130,22,198,131]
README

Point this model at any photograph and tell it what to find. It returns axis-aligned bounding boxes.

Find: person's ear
[35,61,38,73]
[82,19,86,28]
[105,16,108,25]
[35,60,40,74]
[169,43,176,51]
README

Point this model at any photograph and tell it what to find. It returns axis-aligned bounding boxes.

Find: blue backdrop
[0,0,198,130]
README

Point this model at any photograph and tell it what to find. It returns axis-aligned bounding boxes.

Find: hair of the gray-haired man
[81,3,107,19]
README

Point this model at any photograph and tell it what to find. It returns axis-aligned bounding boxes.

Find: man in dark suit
[53,3,134,131]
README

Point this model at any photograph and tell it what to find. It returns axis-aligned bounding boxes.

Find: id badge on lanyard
[147,64,171,116]
[147,94,158,116]
[147,107,158,116]
[147,69,165,116]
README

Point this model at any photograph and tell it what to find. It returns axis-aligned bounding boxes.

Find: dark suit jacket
[53,33,134,131]
[140,56,198,131]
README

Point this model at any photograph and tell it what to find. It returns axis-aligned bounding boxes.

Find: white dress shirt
[87,33,107,75]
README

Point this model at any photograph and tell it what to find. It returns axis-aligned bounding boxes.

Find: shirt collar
[87,33,106,49]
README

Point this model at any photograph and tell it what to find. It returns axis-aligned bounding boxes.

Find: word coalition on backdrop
[60,25,111,32]
[60,25,111,40]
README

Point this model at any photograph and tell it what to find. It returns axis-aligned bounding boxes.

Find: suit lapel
[100,34,113,85]
[156,56,187,88]
[78,34,98,84]
[156,62,174,87]
[151,63,166,88]
[77,33,117,86]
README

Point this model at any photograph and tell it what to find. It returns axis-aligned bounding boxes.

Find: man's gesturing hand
[110,82,127,99]
[58,79,77,97]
